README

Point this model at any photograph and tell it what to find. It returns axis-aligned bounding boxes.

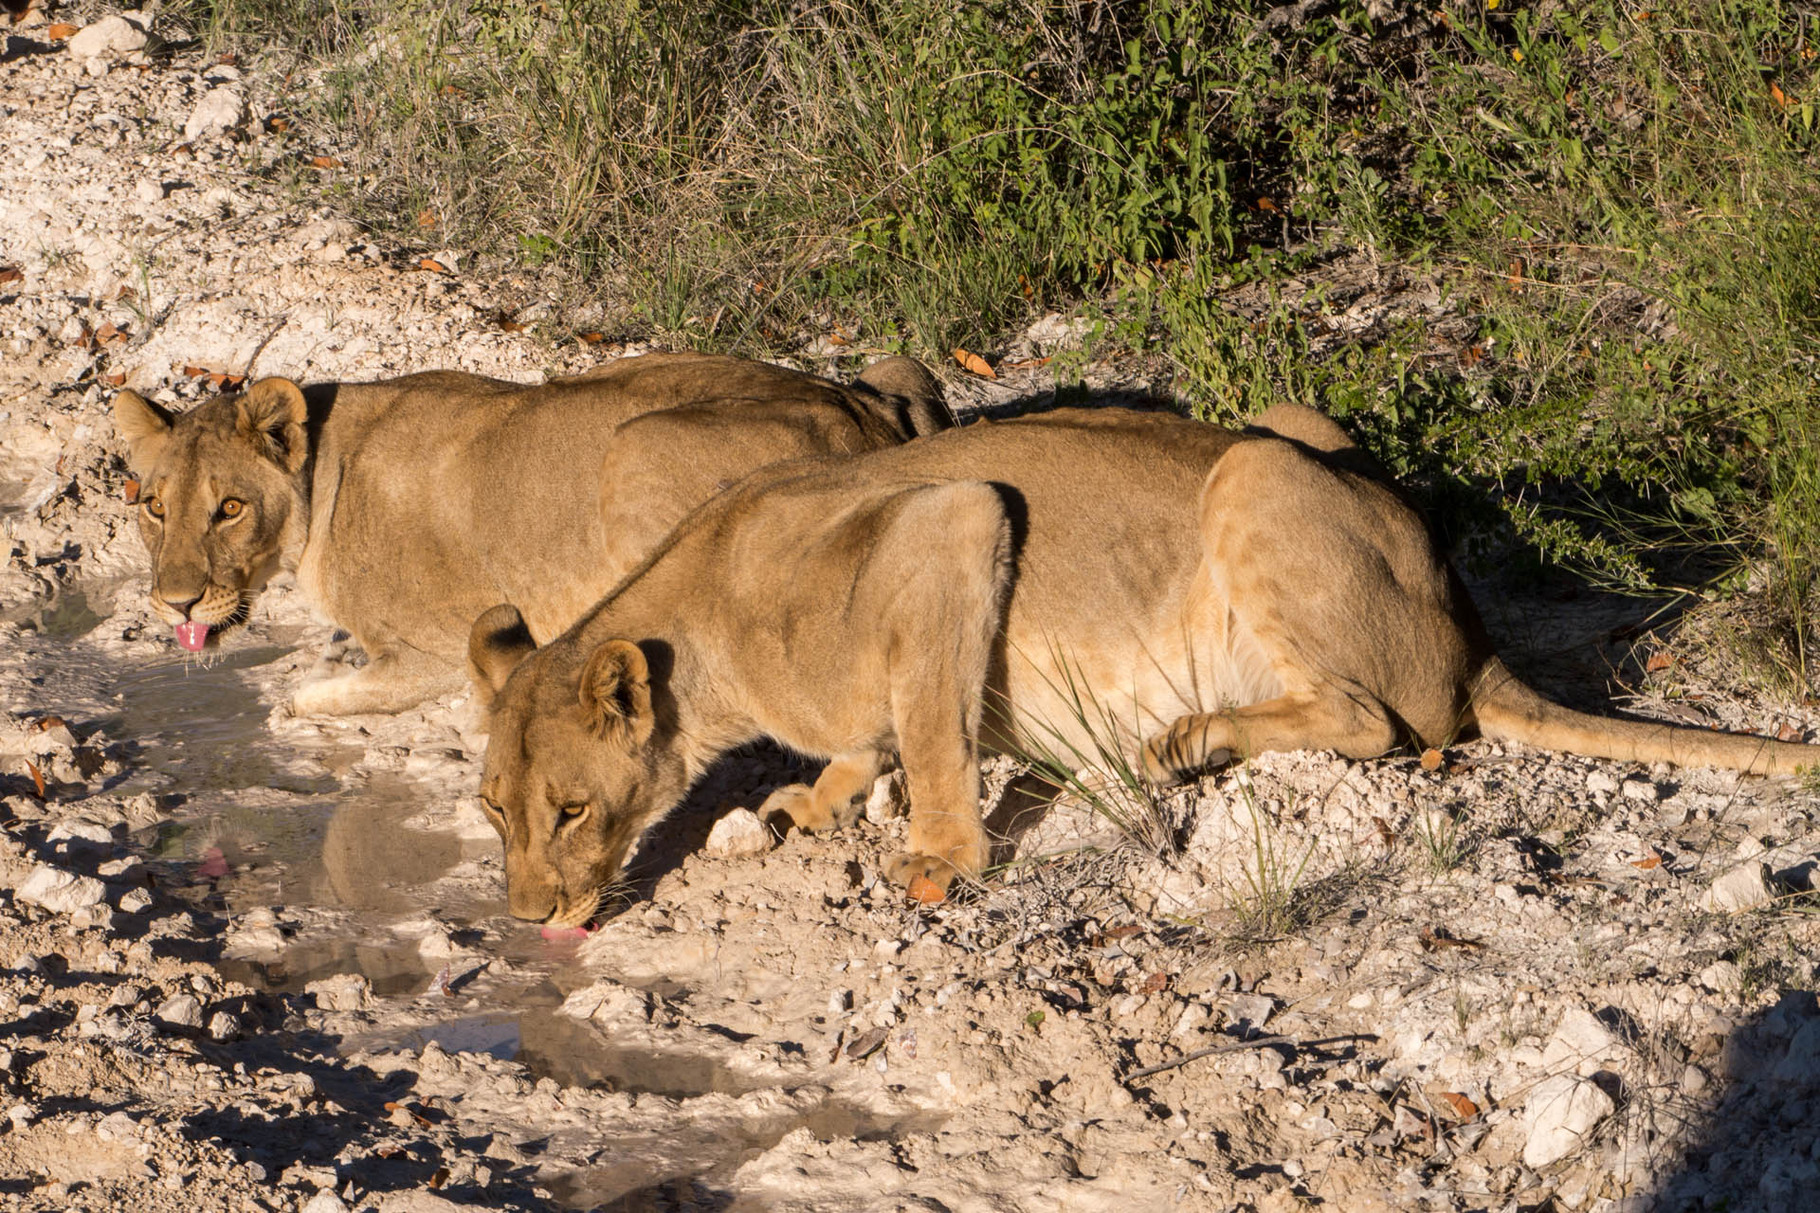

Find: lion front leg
[291,647,458,716]
[873,482,1012,896]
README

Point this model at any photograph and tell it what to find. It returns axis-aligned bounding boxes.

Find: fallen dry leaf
[182,365,210,378]
[906,873,946,905]
[417,257,451,274]
[577,331,606,345]
[1372,815,1397,846]
[94,321,126,345]
[845,1027,888,1060]
[1646,650,1675,673]
[266,117,290,133]
[27,760,45,799]
[495,310,527,333]
[416,208,438,229]
[1420,748,1445,771]
[0,266,23,285]
[103,372,127,387]
[1770,82,1789,109]
[1779,722,1803,742]
[47,23,78,40]
[952,348,996,379]
[1419,927,1486,951]
[1437,1091,1481,1119]
[1138,971,1170,995]
[1256,196,1280,213]
[428,1168,450,1190]
[309,155,342,170]
[1630,851,1663,870]
[205,373,246,392]
[123,478,140,503]
[1507,259,1525,291]
[34,715,65,732]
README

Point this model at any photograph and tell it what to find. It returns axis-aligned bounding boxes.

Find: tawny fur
[111,353,948,716]
[470,405,1820,923]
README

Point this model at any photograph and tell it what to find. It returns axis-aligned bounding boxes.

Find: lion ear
[235,377,310,474]
[468,604,538,709]
[112,389,175,470]
[579,640,653,745]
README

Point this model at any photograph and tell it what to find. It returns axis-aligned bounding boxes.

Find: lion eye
[144,497,164,519]
[559,802,589,821]
[217,498,245,521]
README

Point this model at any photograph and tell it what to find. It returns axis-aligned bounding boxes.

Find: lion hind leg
[1142,688,1398,785]
[874,482,1011,894]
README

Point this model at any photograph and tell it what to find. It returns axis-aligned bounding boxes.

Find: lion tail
[1470,658,1819,777]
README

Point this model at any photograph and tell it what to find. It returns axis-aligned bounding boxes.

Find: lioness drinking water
[111,352,947,715]
[465,403,1818,927]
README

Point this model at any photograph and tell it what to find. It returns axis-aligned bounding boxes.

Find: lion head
[112,378,312,650]
[468,605,689,926]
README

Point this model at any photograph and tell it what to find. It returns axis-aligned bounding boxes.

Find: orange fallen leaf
[1779,722,1804,742]
[266,117,290,133]
[417,257,451,274]
[103,372,127,387]
[172,142,196,157]
[123,478,140,503]
[215,53,238,67]
[1458,344,1484,367]
[1646,651,1674,673]
[27,760,45,799]
[416,208,438,229]
[577,331,606,345]
[1420,748,1445,772]
[1438,1091,1481,1119]
[952,348,996,379]
[48,23,79,40]
[1507,259,1525,291]
[1770,82,1789,109]
[182,364,210,378]
[34,716,65,733]
[206,373,246,392]
[94,321,125,345]
[1139,971,1170,995]
[309,155,342,169]
[116,284,137,301]
[495,310,527,333]
[0,266,22,285]
[1630,851,1663,870]
[906,873,946,905]
[1256,196,1280,213]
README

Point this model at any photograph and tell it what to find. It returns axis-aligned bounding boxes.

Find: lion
[465,404,1820,925]
[111,352,949,715]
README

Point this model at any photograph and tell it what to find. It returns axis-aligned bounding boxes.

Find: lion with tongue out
[111,353,949,715]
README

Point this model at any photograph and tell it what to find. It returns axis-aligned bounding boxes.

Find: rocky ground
[5,6,1820,1212]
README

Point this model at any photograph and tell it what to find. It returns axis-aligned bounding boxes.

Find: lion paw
[885,852,966,897]
[759,784,832,832]
[1140,735,1230,786]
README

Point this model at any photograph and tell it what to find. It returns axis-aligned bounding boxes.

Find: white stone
[1542,1006,1624,1074]
[1774,1019,1820,1084]
[116,888,152,914]
[183,89,245,141]
[67,15,149,62]
[1522,1075,1615,1168]
[303,1192,349,1213]
[1586,770,1619,796]
[704,807,771,858]
[305,973,372,1013]
[1698,960,1743,997]
[557,981,652,1025]
[155,994,204,1029]
[134,178,162,206]
[1620,777,1660,803]
[207,1012,241,1041]
[15,866,106,913]
[1699,863,1778,913]
[864,771,907,824]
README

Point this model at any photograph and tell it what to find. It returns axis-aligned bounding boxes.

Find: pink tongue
[174,621,210,652]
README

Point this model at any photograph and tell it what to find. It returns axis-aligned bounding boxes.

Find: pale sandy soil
[4,7,1820,1213]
